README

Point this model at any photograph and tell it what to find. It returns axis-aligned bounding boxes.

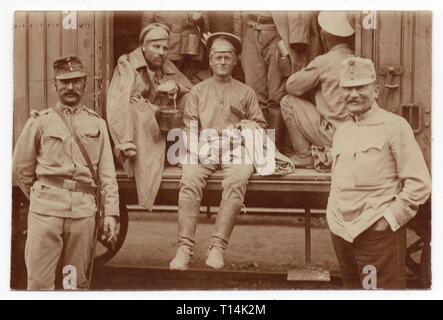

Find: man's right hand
[122,146,137,159]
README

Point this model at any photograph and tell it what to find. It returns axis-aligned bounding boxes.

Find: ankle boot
[170,199,201,271]
[289,153,314,169]
[205,199,242,270]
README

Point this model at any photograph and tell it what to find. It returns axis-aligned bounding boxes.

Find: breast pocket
[41,131,67,162]
[79,128,102,166]
[353,135,386,187]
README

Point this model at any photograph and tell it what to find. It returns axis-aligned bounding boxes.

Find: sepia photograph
[9,8,432,293]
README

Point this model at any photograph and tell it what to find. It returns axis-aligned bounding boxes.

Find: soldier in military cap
[169,32,267,271]
[12,55,120,290]
[107,23,192,211]
[280,11,355,169]
[141,11,210,83]
[327,57,431,289]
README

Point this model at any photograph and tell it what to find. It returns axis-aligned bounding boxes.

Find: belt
[248,14,274,25]
[39,176,97,195]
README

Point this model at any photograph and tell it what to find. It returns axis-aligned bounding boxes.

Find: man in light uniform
[12,56,119,289]
[327,57,431,289]
[169,32,267,271]
[280,11,355,168]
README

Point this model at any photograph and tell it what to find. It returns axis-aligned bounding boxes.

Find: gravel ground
[104,211,340,274]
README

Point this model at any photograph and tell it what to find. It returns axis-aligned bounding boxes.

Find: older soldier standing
[107,23,192,211]
[12,56,119,290]
[327,57,431,289]
[280,11,355,168]
[169,32,267,271]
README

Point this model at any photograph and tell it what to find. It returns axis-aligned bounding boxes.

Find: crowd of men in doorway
[12,11,431,290]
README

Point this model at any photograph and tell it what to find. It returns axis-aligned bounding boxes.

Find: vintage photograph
[11,10,432,291]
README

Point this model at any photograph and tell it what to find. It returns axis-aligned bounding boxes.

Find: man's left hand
[102,216,119,244]
[371,217,389,231]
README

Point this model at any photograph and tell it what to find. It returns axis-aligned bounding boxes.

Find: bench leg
[206,206,212,219]
[287,207,330,282]
[305,208,311,267]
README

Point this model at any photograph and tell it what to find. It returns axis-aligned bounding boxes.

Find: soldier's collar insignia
[58,103,81,114]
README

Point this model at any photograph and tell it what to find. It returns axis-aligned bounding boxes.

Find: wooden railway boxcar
[11,11,432,288]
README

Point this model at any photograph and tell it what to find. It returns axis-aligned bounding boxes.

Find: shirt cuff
[384,208,401,232]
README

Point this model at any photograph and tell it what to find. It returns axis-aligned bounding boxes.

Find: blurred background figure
[234,11,321,155]
[142,11,209,84]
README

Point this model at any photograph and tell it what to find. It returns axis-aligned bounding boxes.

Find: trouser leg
[262,29,287,111]
[206,162,254,270]
[262,29,288,154]
[242,26,269,110]
[171,162,215,270]
[331,227,408,290]
[61,216,95,290]
[281,95,334,157]
[330,232,361,289]
[245,27,288,153]
[25,212,64,290]
[354,227,407,289]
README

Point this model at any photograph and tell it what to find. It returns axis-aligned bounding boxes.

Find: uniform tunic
[280,43,354,157]
[13,104,119,218]
[183,77,267,135]
[180,77,267,204]
[327,103,431,242]
[285,43,354,129]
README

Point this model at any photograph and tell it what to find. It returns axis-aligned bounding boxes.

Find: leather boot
[205,199,242,270]
[170,199,200,271]
[264,107,290,155]
[289,153,314,169]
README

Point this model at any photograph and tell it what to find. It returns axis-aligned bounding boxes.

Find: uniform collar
[56,102,83,115]
[329,43,351,53]
[128,47,176,76]
[349,102,386,125]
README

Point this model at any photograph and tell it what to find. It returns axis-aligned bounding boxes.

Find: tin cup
[180,33,200,56]
[158,108,183,133]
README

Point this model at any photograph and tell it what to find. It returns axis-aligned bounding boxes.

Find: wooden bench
[116,166,332,280]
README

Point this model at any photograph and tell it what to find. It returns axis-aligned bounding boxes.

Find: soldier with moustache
[12,56,119,289]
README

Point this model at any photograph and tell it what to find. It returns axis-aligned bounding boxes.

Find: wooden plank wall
[413,12,432,170]
[13,11,108,148]
[14,10,432,168]
[357,11,432,168]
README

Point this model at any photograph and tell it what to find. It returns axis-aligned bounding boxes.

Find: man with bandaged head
[107,23,193,211]
[170,32,267,271]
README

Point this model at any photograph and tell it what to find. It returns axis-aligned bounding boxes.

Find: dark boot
[289,153,314,169]
[264,107,291,155]
[205,199,242,270]
[170,199,200,271]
